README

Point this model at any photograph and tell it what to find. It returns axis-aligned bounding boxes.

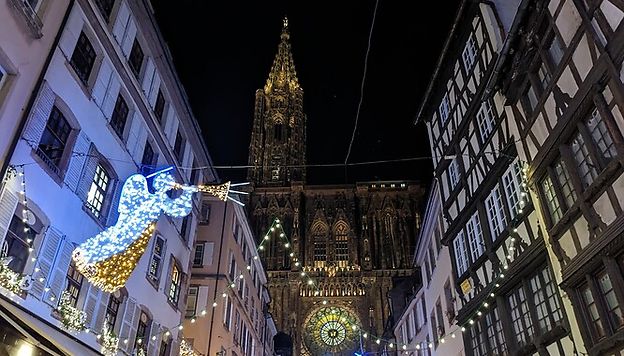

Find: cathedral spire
[265,17,300,93]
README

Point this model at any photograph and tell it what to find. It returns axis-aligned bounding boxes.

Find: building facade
[183,198,277,356]
[393,182,465,355]
[0,0,70,189]
[247,19,424,356]
[0,0,216,354]
[416,1,578,355]
[492,0,624,355]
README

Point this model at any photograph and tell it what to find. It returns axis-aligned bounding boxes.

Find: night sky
[152,1,461,186]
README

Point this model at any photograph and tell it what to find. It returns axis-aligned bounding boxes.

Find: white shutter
[23,81,55,145]
[101,76,121,120]
[148,72,161,107]
[119,297,138,352]
[203,242,214,266]
[126,113,144,160]
[112,2,130,44]
[93,292,109,333]
[30,227,63,299]
[121,18,137,57]
[107,179,123,227]
[58,10,82,56]
[64,131,91,192]
[83,284,101,328]
[196,286,209,315]
[44,238,73,307]
[146,322,161,355]
[92,60,113,107]
[76,144,98,201]
[0,182,19,245]
[142,58,156,95]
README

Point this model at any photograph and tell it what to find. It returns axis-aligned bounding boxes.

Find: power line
[344,0,380,165]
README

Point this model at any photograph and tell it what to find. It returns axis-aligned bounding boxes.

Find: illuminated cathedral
[247,18,424,355]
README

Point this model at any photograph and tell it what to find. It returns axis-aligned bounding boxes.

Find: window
[508,286,533,347]
[186,286,198,318]
[541,175,562,224]
[453,231,468,276]
[554,160,576,210]
[105,293,122,331]
[2,215,36,273]
[436,300,445,338]
[224,295,232,329]
[0,64,7,92]
[586,108,616,160]
[428,245,436,272]
[424,258,431,282]
[110,94,129,139]
[485,307,506,355]
[520,84,538,115]
[228,252,236,281]
[430,310,438,347]
[448,158,460,189]
[571,132,598,187]
[485,185,507,240]
[180,215,190,241]
[312,222,328,268]
[466,212,484,262]
[65,263,83,307]
[462,34,477,72]
[128,39,144,78]
[154,89,166,122]
[174,131,185,163]
[141,141,155,167]
[168,263,181,304]
[95,0,114,19]
[193,244,204,267]
[530,268,563,332]
[546,33,564,67]
[597,272,624,330]
[86,164,111,218]
[159,339,169,356]
[148,236,165,283]
[582,283,606,340]
[477,100,495,142]
[502,160,523,219]
[199,201,211,224]
[444,281,455,320]
[470,320,487,356]
[190,160,198,185]
[70,32,96,85]
[38,106,72,171]
[274,124,283,141]
[334,222,349,268]
[439,94,450,124]
[134,311,150,351]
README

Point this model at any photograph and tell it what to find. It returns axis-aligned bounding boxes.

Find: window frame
[185,285,199,318]
[147,235,165,286]
[69,31,97,86]
[128,38,144,79]
[439,93,450,125]
[65,262,84,307]
[476,100,495,143]
[109,94,129,140]
[85,163,112,219]
[167,261,182,305]
[462,33,478,72]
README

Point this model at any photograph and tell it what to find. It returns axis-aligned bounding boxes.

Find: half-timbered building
[492,0,624,354]
[416,1,577,355]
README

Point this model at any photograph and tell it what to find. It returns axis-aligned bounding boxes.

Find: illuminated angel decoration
[72,169,242,292]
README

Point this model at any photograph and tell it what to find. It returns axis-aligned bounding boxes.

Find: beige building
[0,0,70,181]
[183,198,277,356]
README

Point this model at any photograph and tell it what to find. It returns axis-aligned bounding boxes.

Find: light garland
[57,291,87,332]
[0,261,25,295]
[180,340,201,356]
[99,322,119,356]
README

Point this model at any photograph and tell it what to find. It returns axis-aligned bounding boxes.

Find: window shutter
[23,81,55,146]
[101,75,120,120]
[107,179,123,226]
[84,284,101,328]
[142,58,156,95]
[121,18,137,57]
[92,60,113,107]
[203,242,214,266]
[76,144,98,201]
[64,130,91,192]
[44,238,73,307]
[0,181,19,245]
[94,292,109,333]
[196,286,209,315]
[112,2,130,45]
[30,227,62,299]
[147,322,161,355]
[57,10,82,56]
[148,72,161,107]
[119,297,138,351]
[126,113,145,160]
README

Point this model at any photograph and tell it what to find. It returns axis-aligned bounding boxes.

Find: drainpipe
[0,0,76,182]
[207,201,228,354]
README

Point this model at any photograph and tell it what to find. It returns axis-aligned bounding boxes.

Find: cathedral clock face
[303,306,359,355]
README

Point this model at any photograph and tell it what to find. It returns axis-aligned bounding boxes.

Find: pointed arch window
[334,221,349,268]
[312,221,328,268]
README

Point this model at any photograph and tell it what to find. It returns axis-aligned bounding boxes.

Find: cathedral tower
[248,18,306,186]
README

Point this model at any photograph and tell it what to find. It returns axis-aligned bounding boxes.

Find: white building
[183,198,277,356]
[0,0,216,354]
[0,0,70,186]
[394,182,464,356]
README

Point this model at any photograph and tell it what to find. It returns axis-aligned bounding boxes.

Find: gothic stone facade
[247,20,423,355]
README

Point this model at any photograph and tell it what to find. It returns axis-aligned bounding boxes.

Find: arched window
[274,124,283,141]
[311,221,328,268]
[334,221,349,268]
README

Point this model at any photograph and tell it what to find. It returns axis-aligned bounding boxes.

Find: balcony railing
[8,0,43,38]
